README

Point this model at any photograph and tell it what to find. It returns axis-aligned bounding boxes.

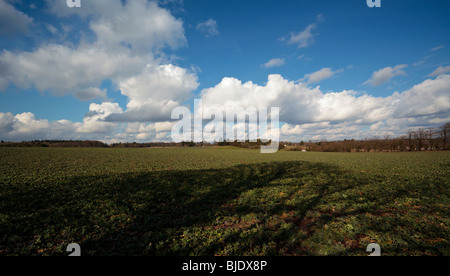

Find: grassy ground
[0,147,448,256]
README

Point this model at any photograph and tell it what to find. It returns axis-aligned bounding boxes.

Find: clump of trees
[287,123,450,152]
[217,139,279,149]
[110,142,183,148]
[0,140,108,148]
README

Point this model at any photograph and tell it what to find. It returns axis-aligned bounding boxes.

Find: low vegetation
[0,147,448,256]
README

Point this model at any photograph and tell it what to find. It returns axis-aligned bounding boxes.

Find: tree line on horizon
[1,123,449,152]
[286,122,450,152]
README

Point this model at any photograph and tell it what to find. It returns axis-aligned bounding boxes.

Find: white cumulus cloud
[364,64,408,86]
[196,19,219,37]
[263,58,285,68]
[199,73,450,140]
[106,64,199,122]
[429,65,450,77]
[0,0,33,35]
[285,24,317,48]
[0,0,188,99]
[302,67,342,84]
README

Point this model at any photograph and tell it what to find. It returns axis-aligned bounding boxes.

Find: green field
[0,147,448,256]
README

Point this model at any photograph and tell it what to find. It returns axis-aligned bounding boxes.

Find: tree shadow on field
[1,160,447,256]
[83,161,359,256]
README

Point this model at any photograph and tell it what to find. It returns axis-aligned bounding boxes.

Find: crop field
[0,147,449,256]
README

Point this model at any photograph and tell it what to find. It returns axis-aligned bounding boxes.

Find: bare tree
[439,123,450,150]
[414,128,427,151]
[398,135,407,151]
[407,130,415,151]
[426,127,437,150]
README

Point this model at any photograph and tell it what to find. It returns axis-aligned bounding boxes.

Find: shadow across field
[1,160,448,256]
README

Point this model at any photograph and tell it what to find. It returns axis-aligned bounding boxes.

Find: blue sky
[180,0,450,93]
[0,0,449,142]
